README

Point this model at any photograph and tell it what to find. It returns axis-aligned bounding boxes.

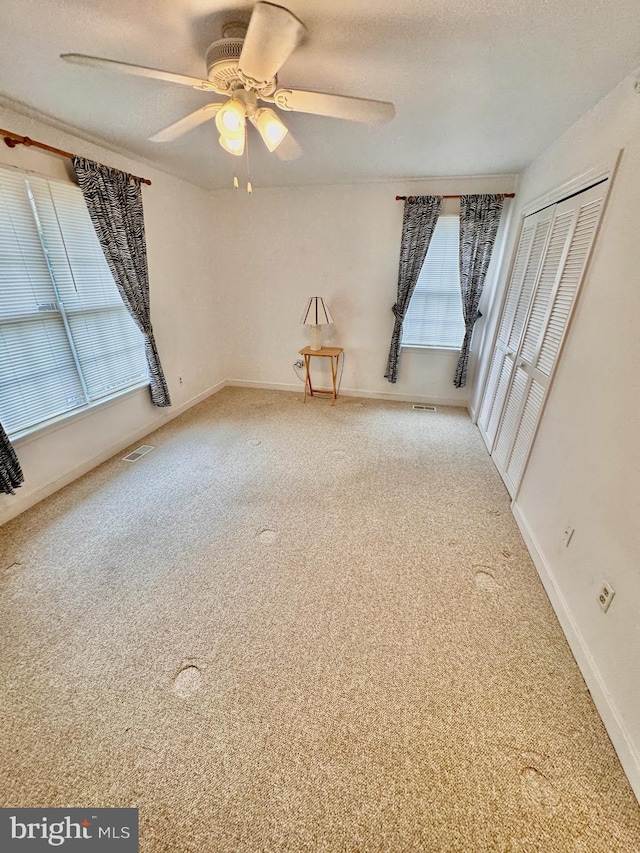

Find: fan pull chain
[245,130,252,194]
[233,175,239,189]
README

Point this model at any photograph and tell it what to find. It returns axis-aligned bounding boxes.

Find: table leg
[331,353,339,403]
[303,354,311,402]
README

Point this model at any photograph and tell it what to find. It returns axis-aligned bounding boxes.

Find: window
[401,214,465,349]
[0,166,148,437]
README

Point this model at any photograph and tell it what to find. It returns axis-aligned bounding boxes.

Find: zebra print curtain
[0,422,23,495]
[385,196,442,383]
[454,194,505,388]
[72,157,171,407]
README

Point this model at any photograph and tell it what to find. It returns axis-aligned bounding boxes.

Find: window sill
[10,382,150,447]
[401,345,461,354]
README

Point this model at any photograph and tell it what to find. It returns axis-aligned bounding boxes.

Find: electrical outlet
[563,523,575,547]
[598,582,615,613]
[294,360,304,369]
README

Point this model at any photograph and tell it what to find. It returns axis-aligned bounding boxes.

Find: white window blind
[401,214,465,349]
[0,166,148,437]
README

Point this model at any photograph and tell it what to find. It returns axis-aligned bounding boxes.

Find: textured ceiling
[1,0,639,189]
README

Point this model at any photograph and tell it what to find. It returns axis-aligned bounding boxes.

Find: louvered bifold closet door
[491,181,607,495]
[535,189,605,377]
[478,207,553,449]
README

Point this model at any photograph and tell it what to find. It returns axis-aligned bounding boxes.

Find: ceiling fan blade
[273,88,395,124]
[274,130,302,161]
[237,2,306,89]
[61,54,217,92]
[149,103,224,143]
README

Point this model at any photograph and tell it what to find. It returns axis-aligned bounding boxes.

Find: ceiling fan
[61,2,395,161]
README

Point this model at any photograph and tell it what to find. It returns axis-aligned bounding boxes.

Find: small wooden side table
[299,346,343,404]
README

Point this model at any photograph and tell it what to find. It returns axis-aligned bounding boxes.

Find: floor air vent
[412,405,437,412]
[122,445,155,462]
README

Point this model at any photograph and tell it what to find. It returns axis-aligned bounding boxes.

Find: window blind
[401,214,465,349]
[0,166,148,437]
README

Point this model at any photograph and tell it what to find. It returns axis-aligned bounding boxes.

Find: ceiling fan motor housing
[205,37,277,96]
[206,38,244,92]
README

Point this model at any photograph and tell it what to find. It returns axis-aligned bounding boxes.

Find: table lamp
[301,297,333,351]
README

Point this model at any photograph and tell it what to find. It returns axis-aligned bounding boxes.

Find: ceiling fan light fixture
[251,108,289,152]
[62,2,396,168]
[218,129,245,156]
[215,98,246,139]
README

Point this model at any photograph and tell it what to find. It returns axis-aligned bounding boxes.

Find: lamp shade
[250,108,288,152]
[218,130,245,156]
[215,99,246,139]
[301,297,333,326]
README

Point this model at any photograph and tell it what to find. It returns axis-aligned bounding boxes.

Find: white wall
[0,107,227,524]
[472,72,640,797]
[211,175,515,406]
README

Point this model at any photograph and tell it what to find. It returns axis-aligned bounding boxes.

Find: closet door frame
[508,176,616,500]
[492,192,595,493]
[475,153,621,496]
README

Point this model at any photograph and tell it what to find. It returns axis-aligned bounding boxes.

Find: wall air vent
[122,445,155,462]
[412,405,437,412]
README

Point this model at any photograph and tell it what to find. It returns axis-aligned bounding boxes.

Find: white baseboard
[0,380,225,526]
[512,501,640,802]
[226,378,468,409]
[226,379,301,393]
[171,380,226,415]
[340,387,468,408]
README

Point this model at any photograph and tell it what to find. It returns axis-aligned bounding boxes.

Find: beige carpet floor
[1,386,639,852]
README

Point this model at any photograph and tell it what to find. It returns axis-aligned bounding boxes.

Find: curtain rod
[1,129,152,186]
[396,193,515,201]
